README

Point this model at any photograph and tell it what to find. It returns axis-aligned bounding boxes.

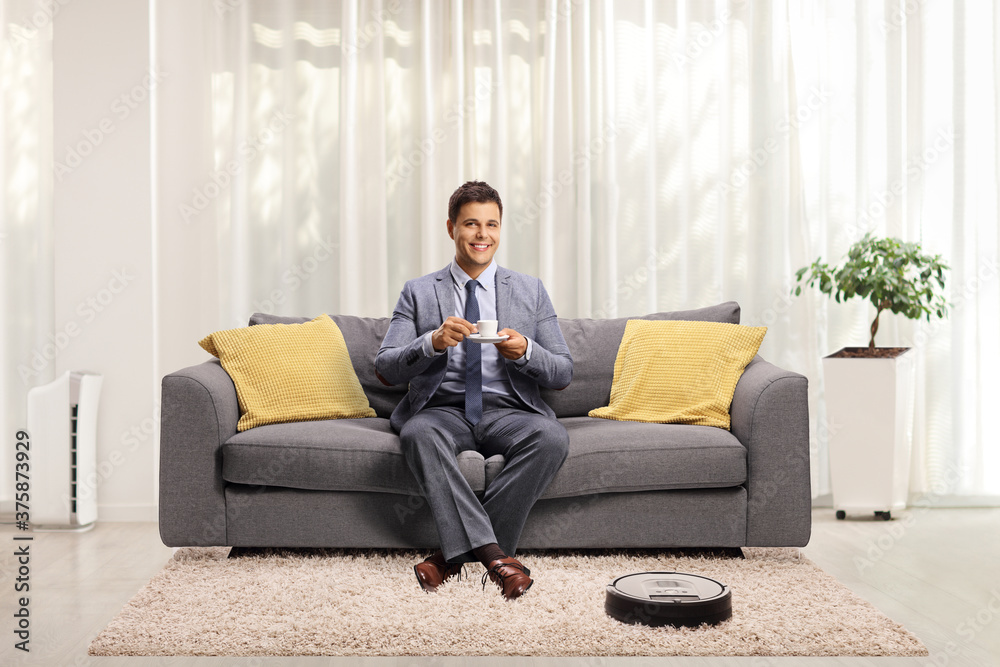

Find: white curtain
[199,0,1000,502]
[786,1,1000,500]
[207,0,781,326]
[1,0,54,505]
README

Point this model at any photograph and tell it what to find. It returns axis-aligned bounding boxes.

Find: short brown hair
[448,181,503,223]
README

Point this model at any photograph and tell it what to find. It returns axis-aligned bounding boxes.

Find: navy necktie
[464,279,482,424]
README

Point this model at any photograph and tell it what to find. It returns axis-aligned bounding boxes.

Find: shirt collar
[450,258,496,292]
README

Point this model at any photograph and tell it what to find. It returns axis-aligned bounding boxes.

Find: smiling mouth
[470,243,491,251]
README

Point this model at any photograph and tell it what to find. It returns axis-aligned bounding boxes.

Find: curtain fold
[786,0,1000,499]
[193,0,999,500]
[1,0,54,504]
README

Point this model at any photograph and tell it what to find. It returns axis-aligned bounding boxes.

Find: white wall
[40,0,224,522]
[53,0,157,521]
[154,0,221,381]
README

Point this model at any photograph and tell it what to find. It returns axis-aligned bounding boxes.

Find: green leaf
[787,234,950,327]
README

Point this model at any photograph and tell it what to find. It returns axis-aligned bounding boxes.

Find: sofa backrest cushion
[540,301,741,417]
[250,301,740,420]
[249,313,404,419]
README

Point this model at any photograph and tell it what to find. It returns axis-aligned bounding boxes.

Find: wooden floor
[1,508,998,666]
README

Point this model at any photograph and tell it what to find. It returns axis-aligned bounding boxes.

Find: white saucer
[468,334,509,344]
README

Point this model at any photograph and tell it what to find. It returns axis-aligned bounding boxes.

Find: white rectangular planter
[823,348,915,518]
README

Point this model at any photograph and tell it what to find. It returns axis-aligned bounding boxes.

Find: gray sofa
[159,301,811,550]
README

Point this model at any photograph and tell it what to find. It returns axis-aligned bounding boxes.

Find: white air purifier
[26,370,103,530]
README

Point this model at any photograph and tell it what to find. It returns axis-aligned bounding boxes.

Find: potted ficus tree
[793,234,949,520]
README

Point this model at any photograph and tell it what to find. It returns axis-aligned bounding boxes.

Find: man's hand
[431,317,476,352]
[495,328,528,360]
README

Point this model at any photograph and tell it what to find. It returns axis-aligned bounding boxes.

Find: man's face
[447,201,501,279]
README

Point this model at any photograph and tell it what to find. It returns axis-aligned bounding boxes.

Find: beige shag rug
[89,547,927,657]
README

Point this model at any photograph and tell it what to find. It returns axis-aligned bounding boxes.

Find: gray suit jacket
[375,264,573,431]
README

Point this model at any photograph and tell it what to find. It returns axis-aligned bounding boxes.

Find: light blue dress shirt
[421,259,532,398]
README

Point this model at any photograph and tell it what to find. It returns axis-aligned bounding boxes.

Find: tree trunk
[869,304,887,350]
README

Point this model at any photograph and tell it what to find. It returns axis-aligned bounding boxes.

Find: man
[375,181,573,600]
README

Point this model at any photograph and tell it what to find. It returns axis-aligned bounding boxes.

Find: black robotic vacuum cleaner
[605,571,732,627]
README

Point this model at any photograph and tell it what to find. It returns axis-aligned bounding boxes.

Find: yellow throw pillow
[199,314,376,431]
[589,320,766,429]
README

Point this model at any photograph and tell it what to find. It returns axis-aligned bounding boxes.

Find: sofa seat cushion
[535,417,747,499]
[222,417,745,500]
[222,418,487,495]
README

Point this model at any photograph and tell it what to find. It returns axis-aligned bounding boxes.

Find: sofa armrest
[730,356,811,547]
[158,359,239,546]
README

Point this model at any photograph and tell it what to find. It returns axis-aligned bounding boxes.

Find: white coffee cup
[476,319,499,338]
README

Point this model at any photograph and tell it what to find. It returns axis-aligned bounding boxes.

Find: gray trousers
[398,393,569,563]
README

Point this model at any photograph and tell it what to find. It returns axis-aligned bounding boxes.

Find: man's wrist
[423,331,446,357]
[514,337,533,366]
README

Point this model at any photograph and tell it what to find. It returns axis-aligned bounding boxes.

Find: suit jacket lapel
[432,266,453,325]
[495,265,513,327]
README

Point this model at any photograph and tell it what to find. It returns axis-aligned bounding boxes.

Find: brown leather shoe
[482,556,533,600]
[413,556,464,593]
